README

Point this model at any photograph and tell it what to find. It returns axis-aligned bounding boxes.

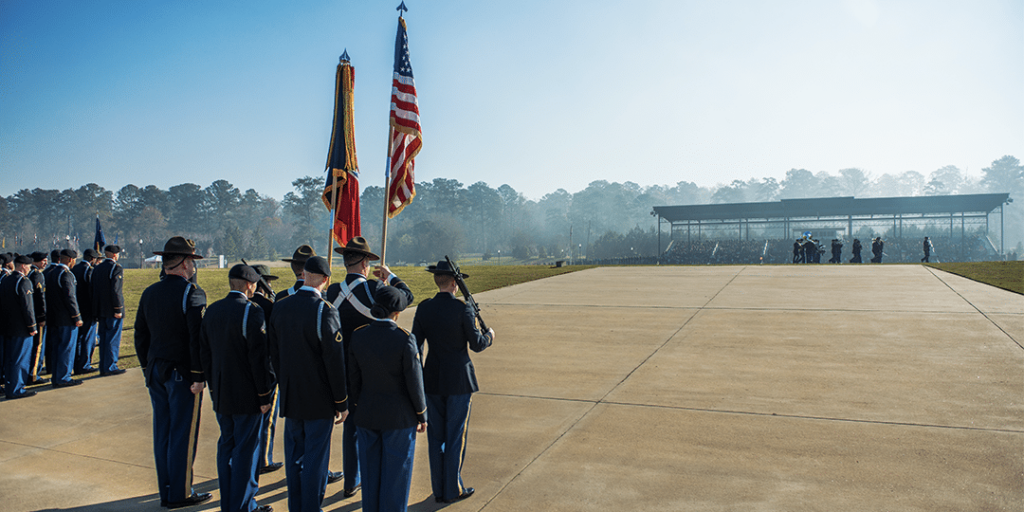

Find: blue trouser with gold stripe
[74,320,97,372]
[96,316,122,373]
[426,393,472,502]
[146,366,202,504]
[216,412,262,512]
[356,425,417,512]
[284,417,334,512]
[48,324,78,384]
[256,386,279,472]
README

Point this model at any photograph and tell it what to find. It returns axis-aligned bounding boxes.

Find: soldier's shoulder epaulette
[319,297,334,309]
[353,324,368,332]
[397,325,411,336]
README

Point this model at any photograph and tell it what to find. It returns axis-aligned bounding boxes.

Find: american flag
[387,16,421,218]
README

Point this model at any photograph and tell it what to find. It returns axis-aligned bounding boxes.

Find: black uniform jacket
[44,264,81,327]
[273,280,303,302]
[251,291,274,320]
[91,258,124,318]
[0,271,37,337]
[134,274,207,383]
[200,291,274,415]
[412,292,492,396]
[28,267,46,324]
[268,288,348,420]
[327,273,414,351]
[71,261,94,321]
[349,320,427,430]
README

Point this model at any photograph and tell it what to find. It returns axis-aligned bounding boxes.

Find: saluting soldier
[326,236,414,499]
[412,260,495,504]
[275,245,315,302]
[268,256,348,512]
[45,249,84,388]
[134,236,212,509]
[2,255,39,399]
[92,245,126,376]
[349,286,427,512]
[71,248,99,375]
[27,252,48,384]
[249,264,283,476]
[199,264,274,512]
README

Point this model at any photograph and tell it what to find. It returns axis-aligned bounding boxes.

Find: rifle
[445,255,488,332]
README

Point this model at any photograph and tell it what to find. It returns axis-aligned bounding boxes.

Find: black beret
[370,286,408,318]
[60,249,78,259]
[50,250,60,261]
[0,254,7,265]
[104,245,122,254]
[303,256,332,277]
[83,248,101,260]
[14,254,34,265]
[228,264,261,283]
[31,252,47,262]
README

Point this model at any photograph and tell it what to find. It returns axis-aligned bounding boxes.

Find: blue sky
[2,0,1022,201]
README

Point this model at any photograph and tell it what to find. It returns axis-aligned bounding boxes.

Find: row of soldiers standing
[0,246,125,400]
[133,235,494,512]
[791,237,887,264]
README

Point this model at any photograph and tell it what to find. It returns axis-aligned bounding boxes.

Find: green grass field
[114,263,595,369]
[103,259,1019,370]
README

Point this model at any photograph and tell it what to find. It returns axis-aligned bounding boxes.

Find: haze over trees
[0,157,1020,264]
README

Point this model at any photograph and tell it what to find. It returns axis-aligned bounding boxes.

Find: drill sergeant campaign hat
[334,236,380,261]
[153,236,203,259]
[249,264,279,281]
[303,255,332,277]
[228,264,261,283]
[282,244,315,263]
[425,260,469,279]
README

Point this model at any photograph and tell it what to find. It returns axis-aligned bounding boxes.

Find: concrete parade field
[1,265,1021,511]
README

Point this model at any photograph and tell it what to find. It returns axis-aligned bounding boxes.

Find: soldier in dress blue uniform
[349,286,427,512]
[134,236,212,509]
[268,256,348,512]
[1,254,39,399]
[412,260,495,504]
[27,252,48,384]
[199,264,275,512]
[248,264,283,477]
[71,248,99,375]
[326,236,414,499]
[45,249,84,388]
[92,245,126,376]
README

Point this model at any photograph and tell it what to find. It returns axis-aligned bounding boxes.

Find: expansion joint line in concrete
[477,271,743,512]
[924,266,1023,351]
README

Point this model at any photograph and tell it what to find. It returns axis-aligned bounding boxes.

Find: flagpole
[381,127,393,265]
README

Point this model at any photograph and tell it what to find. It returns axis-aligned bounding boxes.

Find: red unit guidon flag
[387,16,421,218]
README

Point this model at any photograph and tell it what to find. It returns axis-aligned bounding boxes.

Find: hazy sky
[2,0,1022,201]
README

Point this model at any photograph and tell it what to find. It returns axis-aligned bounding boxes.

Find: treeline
[0,156,1020,264]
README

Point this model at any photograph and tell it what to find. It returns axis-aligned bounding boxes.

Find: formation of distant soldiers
[125,235,494,512]
[790,236,936,264]
[0,246,126,400]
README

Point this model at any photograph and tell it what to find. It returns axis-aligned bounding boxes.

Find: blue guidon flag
[94,216,106,252]
[387,14,421,218]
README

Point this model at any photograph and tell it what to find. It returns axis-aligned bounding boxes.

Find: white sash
[333,275,375,320]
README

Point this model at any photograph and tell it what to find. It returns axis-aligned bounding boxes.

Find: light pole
[497,250,501,266]
[139,239,144,269]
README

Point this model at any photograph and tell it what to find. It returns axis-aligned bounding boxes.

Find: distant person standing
[268,256,348,512]
[45,249,84,388]
[412,260,495,504]
[134,236,212,509]
[349,286,427,512]
[850,239,863,264]
[870,237,884,263]
[1,254,40,399]
[921,237,932,263]
[92,245,126,376]
[199,264,275,512]
[71,248,99,375]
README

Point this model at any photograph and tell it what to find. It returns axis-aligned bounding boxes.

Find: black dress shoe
[253,505,273,512]
[27,378,47,386]
[73,367,98,375]
[445,488,475,503]
[100,368,127,376]
[52,379,83,388]
[327,471,343,484]
[259,461,283,474]
[343,484,361,498]
[6,390,37,400]
[165,492,212,509]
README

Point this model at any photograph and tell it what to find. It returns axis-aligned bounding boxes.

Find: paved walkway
[1,265,1021,511]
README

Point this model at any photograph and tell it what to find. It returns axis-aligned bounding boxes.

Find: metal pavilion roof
[652,193,1012,222]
